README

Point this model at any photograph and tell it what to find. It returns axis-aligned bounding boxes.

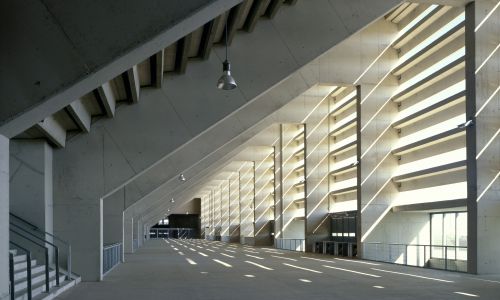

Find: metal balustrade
[102,243,122,275]
[9,213,72,280]
[9,242,31,300]
[275,238,305,252]
[317,241,357,257]
[148,228,195,239]
[363,242,467,272]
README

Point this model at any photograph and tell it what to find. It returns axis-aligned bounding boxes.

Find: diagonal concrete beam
[0,0,244,138]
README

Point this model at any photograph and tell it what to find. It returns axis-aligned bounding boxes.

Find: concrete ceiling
[2,0,406,227]
[99,0,402,219]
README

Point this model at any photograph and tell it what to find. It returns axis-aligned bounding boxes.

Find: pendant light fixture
[217,19,237,90]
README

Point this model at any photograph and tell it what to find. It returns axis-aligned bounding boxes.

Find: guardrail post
[68,244,72,280]
[27,252,32,300]
[9,253,14,300]
[405,245,408,265]
[45,248,50,292]
[55,247,60,286]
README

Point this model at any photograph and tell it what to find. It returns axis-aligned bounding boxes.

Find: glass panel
[456,212,467,260]
[431,214,443,258]
[444,213,456,260]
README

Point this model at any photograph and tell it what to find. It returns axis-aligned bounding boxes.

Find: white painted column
[0,135,10,300]
[103,191,124,261]
[123,211,134,254]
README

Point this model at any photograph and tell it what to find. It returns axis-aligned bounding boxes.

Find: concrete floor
[56,239,500,300]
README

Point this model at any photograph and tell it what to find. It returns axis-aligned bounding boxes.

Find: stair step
[14,259,36,272]
[31,276,80,300]
[14,274,66,300]
[14,270,56,292]
[13,254,27,264]
[14,265,45,282]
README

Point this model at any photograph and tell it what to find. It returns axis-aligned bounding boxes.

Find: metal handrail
[10,229,50,293]
[9,242,32,300]
[363,242,467,248]
[102,242,122,275]
[275,238,305,252]
[9,223,60,286]
[9,213,72,280]
[363,242,467,272]
[103,242,122,250]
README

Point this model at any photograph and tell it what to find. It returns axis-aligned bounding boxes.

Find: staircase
[9,249,79,300]
[8,213,81,300]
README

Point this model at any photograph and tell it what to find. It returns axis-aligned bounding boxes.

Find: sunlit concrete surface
[56,239,500,300]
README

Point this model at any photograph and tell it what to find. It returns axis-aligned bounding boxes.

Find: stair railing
[9,223,60,286]
[10,229,50,293]
[9,241,32,300]
[9,213,72,279]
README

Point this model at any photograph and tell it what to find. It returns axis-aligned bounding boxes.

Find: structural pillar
[123,210,134,254]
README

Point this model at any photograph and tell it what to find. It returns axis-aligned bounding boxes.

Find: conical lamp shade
[217,60,237,90]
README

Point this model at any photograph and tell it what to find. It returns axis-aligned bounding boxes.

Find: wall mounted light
[179,174,186,182]
[170,198,175,203]
[217,20,237,90]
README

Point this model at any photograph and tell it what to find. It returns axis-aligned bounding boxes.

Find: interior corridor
[56,239,500,300]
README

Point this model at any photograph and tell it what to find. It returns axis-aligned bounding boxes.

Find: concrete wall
[474,0,500,274]
[10,140,53,233]
[363,212,430,264]
[0,135,9,300]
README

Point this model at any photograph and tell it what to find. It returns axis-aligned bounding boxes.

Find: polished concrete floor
[56,239,500,300]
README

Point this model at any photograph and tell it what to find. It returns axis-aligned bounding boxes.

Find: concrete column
[304,94,330,252]
[229,173,240,242]
[239,162,255,245]
[103,191,124,261]
[0,135,9,300]
[220,180,230,242]
[359,80,400,258]
[253,147,275,246]
[9,140,53,234]
[473,0,500,275]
